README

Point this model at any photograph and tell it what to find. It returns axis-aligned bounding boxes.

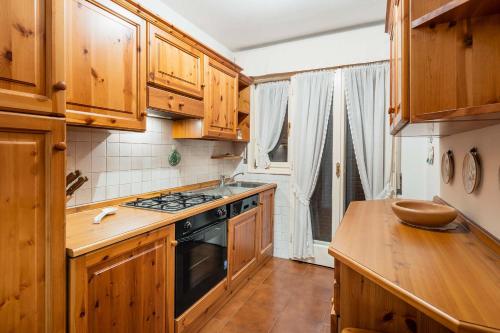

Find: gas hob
[123,192,222,213]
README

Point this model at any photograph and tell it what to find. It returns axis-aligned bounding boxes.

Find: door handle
[336,162,341,178]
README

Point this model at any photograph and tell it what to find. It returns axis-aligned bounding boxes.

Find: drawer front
[148,86,204,118]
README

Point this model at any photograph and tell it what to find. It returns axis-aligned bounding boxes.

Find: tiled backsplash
[66,117,240,207]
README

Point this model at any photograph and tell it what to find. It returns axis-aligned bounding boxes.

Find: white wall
[439,124,500,238]
[401,137,440,200]
[134,0,234,60]
[235,24,389,76]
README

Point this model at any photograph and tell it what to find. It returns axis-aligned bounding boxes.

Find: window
[248,86,292,175]
[268,109,288,163]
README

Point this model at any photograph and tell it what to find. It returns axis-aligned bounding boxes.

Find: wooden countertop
[329,200,500,333]
[66,183,276,257]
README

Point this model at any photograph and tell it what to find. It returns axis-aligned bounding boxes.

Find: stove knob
[184,221,192,230]
[216,208,226,217]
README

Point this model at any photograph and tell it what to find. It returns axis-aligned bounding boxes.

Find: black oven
[174,206,228,317]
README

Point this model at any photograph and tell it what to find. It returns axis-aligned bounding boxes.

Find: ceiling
[159,0,387,51]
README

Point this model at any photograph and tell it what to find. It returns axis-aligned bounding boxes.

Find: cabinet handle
[201,84,205,88]
[53,81,67,91]
[140,111,147,118]
[171,240,178,247]
[85,117,95,125]
[178,103,185,108]
[54,142,67,151]
[388,107,395,114]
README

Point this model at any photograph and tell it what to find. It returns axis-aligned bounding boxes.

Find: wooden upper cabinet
[204,57,238,139]
[228,208,258,289]
[148,24,205,99]
[258,189,274,262]
[69,226,175,333]
[0,112,66,333]
[65,0,147,131]
[0,0,65,116]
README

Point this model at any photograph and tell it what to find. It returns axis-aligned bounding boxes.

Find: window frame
[247,83,293,175]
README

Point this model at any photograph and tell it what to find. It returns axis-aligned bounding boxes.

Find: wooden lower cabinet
[258,189,274,263]
[228,208,259,290]
[68,226,175,333]
[0,112,66,333]
[334,261,451,333]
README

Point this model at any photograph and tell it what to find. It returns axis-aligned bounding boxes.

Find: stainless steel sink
[225,181,265,188]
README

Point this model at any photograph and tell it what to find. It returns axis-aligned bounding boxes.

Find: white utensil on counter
[93,207,118,224]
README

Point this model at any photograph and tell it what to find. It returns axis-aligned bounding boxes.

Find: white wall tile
[106,185,119,199]
[107,142,120,157]
[91,156,106,172]
[119,143,131,156]
[107,157,120,171]
[106,171,120,186]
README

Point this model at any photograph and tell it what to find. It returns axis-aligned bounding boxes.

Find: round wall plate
[462,148,481,194]
[441,150,454,184]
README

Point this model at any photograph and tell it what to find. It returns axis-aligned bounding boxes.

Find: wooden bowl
[391,200,458,228]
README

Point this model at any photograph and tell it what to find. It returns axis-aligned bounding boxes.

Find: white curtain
[254,81,289,169]
[290,71,335,260]
[344,63,394,200]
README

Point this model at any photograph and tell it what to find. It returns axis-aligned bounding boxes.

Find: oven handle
[177,219,227,243]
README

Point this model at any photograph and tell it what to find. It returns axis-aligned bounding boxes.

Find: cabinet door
[66,0,146,131]
[258,189,274,262]
[0,0,65,116]
[204,58,238,139]
[69,226,175,333]
[389,0,409,134]
[228,208,258,289]
[148,24,204,99]
[0,112,66,333]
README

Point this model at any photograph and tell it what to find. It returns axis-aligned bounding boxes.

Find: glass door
[308,70,346,267]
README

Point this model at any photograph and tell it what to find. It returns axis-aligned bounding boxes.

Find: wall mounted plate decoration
[441,150,454,184]
[462,148,481,194]
[168,146,181,167]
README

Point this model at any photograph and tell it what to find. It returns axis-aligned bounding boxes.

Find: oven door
[175,219,227,317]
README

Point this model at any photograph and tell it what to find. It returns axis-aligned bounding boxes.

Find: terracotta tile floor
[199,258,334,333]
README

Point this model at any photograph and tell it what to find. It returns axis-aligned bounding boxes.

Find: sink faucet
[219,172,245,187]
[228,172,245,183]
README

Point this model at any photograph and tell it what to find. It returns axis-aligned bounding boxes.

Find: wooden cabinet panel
[0,112,66,333]
[238,86,250,114]
[258,189,274,262]
[228,208,258,289]
[204,58,238,139]
[388,0,409,134]
[148,24,204,99]
[66,0,146,131]
[0,0,65,115]
[69,226,175,333]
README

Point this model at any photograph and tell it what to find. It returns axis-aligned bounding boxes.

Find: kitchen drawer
[148,86,204,119]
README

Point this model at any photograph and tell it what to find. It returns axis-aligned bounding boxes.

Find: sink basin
[391,200,458,228]
[226,181,266,188]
